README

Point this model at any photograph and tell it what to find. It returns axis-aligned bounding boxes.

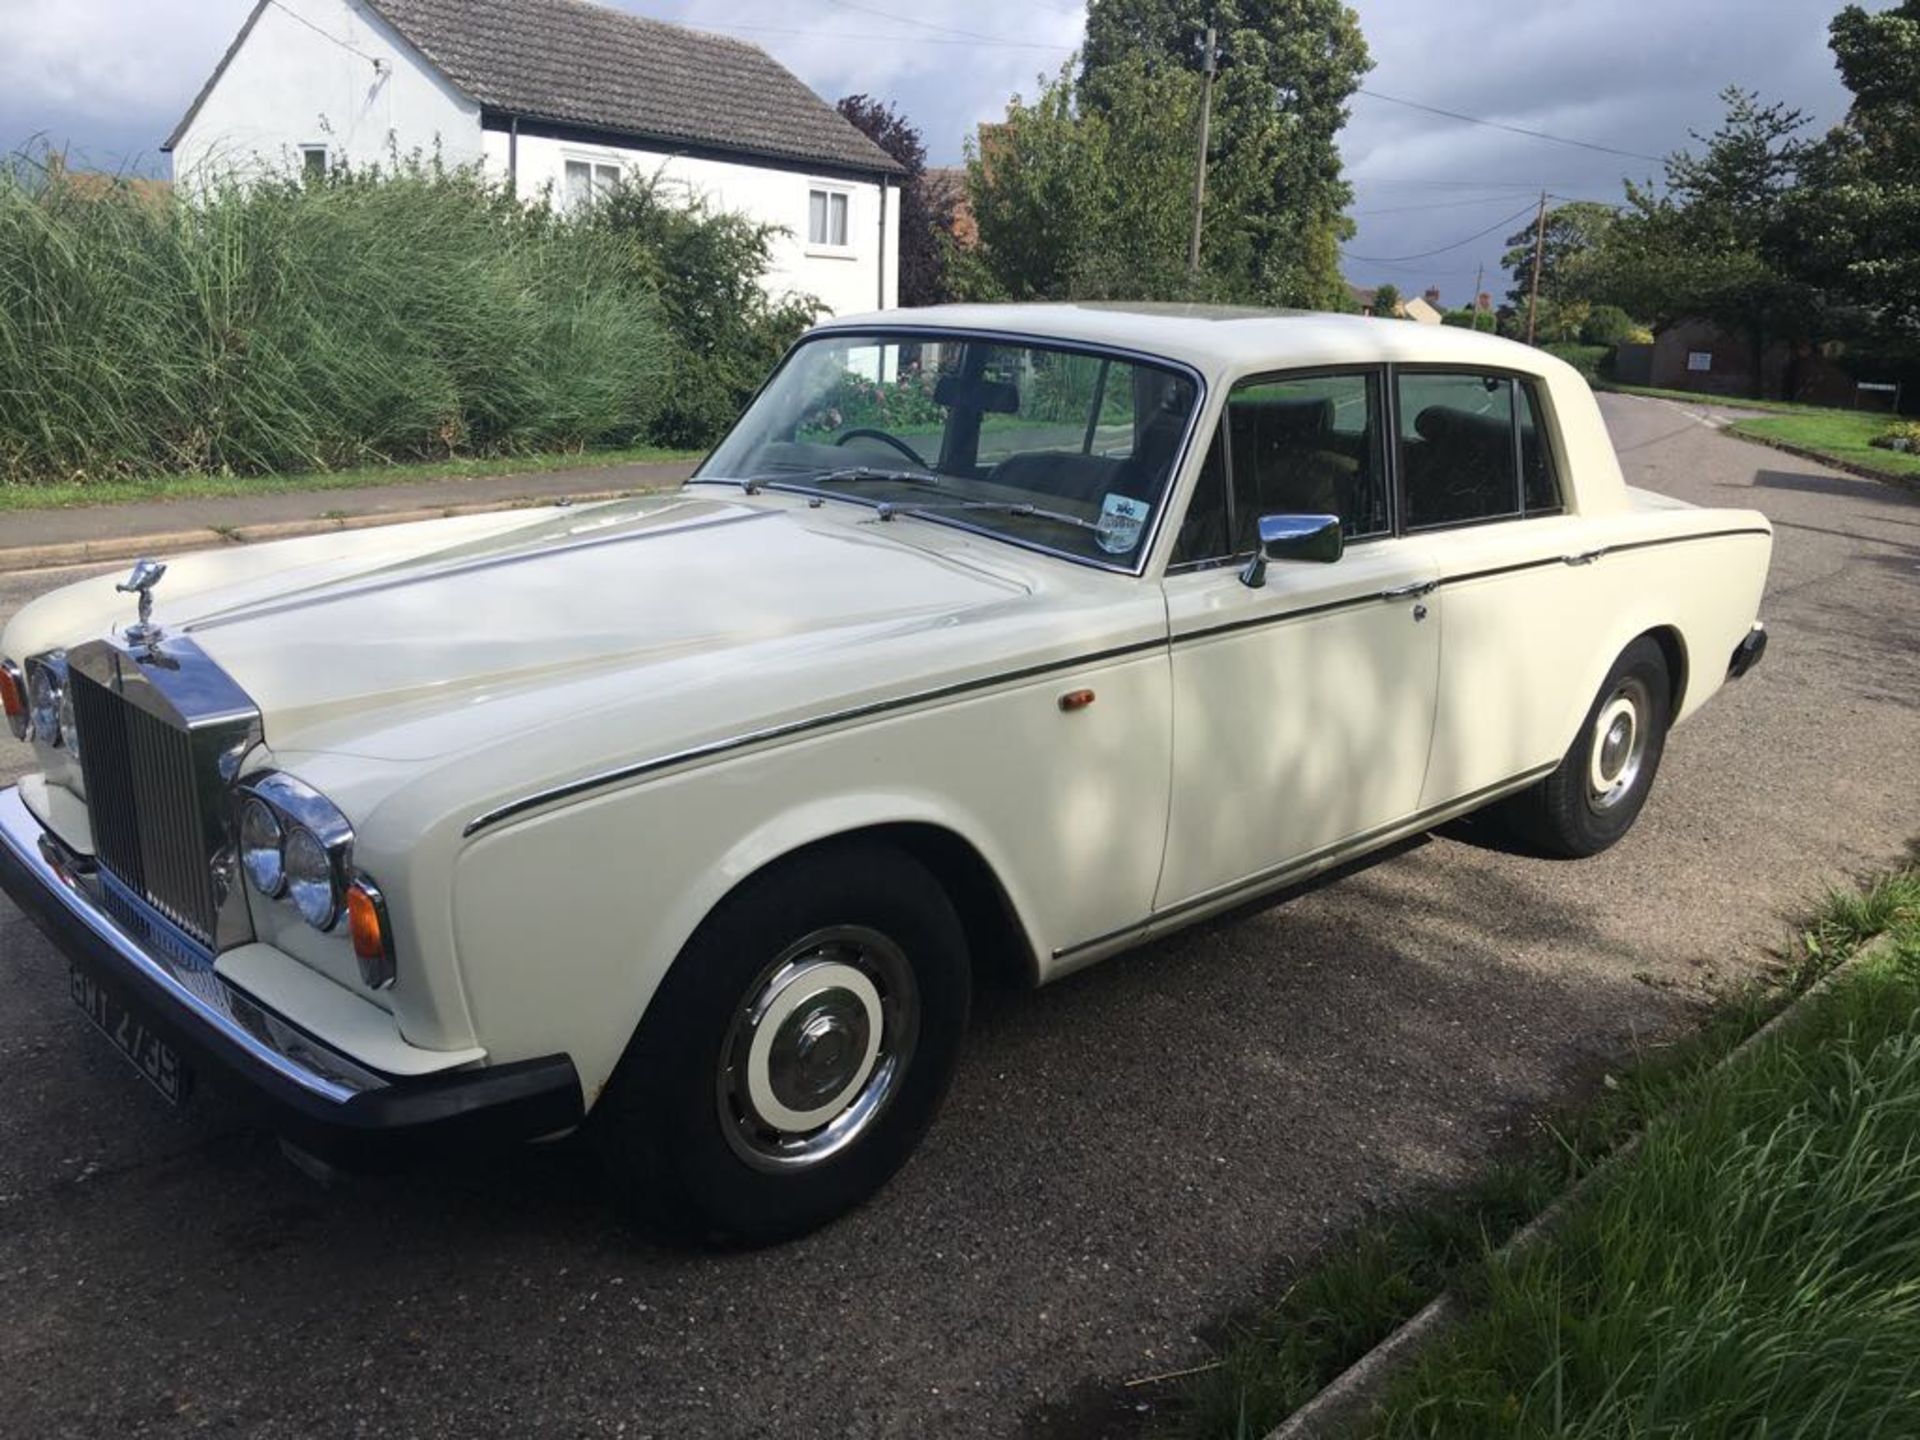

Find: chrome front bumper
[0,785,581,1164]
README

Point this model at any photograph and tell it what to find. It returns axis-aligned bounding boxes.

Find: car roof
[810,302,1565,384]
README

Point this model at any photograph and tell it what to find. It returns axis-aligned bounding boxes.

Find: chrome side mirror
[1239,513,1343,588]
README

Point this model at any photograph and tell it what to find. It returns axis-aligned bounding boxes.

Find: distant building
[1346,283,1441,322]
[163,0,905,316]
[1648,318,1854,405]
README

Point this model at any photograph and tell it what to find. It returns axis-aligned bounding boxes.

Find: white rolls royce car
[0,305,1771,1241]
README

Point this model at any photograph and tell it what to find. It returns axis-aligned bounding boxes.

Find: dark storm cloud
[0,0,1862,304]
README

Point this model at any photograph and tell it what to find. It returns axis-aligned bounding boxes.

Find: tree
[835,95,949,307]
[1499,201,1616,311]
[1587,88,1824,393]
[1370,282,1400,316]
[962,59,1240,301]
[1079,0,1371,309]
[1779,2,1920,355]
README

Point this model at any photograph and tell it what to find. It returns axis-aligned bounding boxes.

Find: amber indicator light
[346,884,386,963]
[1058,688,1096,712]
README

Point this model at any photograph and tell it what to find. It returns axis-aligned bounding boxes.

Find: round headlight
[239,798,285,896]
[284,825,339,930]
[26,663,61,748]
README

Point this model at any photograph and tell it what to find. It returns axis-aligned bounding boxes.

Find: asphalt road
[1,394,1915,1438]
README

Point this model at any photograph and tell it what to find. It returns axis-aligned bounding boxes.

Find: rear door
[1395,367,1603,809]
[1156,369,1442,912]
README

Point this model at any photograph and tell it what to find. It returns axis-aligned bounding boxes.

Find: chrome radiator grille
[71,667,220,944]
[66,638,261,954]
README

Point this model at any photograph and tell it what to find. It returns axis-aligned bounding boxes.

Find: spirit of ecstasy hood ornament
[117,557,168,644]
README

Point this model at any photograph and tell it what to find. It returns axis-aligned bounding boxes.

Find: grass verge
[1727,413,1920,484]
[1591,382,1876,417]
[0,444,702,514]
[1165,871,1920,1439]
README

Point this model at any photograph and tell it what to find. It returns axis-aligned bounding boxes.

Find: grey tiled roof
[367,0,902,175]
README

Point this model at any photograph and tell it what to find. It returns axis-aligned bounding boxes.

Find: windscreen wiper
[731,466,942,496]
[874,498,1101,533]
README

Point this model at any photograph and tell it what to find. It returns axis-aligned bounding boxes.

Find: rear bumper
[1728,622,1768,679]
[0,785,582,1168]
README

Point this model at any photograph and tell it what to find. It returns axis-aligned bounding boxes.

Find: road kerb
[0,485,661,575]
[1262,929,1902,1440]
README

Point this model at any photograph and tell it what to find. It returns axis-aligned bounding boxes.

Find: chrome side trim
[463,526,1769,840]
[462,634,1171,837]
[1047,764,1559,973]
[0,786,382,1102]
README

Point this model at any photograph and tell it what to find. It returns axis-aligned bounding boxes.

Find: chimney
[1424,286,1442,307]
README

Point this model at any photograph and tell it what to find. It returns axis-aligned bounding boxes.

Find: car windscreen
[697,332,1202,569]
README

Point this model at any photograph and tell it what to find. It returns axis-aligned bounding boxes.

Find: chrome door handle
[1379,580,1437,601]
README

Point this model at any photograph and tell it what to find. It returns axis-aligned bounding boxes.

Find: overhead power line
[1351,191,1550,218]
[820,0,1070,45]
[1341,200,1542,265]
[1356,89,1665,163]
[266,0,384,67]
[694,20,1072,49]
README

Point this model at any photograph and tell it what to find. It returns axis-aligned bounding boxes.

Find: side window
[1170,371,1389,568]
[1397,371,1525,530]
[1228,372,1389,544]
[1518,382,1562,514]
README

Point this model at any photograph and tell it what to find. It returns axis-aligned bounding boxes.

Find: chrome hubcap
[1587,676,1651,812]
[719,925,918,1171]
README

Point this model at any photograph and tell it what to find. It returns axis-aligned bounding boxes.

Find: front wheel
[1502,636,1673,858]
[591,841,970,1244]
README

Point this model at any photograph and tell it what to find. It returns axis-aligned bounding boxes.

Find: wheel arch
[1643,623,1689,718]
[705,819,1042,992]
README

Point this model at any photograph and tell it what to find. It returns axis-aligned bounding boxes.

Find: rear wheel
[591,841,970,1244]
[1503,636,1672,858]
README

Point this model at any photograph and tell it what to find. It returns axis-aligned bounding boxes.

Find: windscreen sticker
[1096,493,1151,554]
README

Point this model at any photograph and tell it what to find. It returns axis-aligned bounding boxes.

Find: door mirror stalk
[1239,513,1344,588]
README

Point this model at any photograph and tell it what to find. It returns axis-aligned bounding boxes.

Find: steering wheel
[835,428,931,469]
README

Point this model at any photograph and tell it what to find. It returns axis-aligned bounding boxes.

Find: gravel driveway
[0,393,1914,1438]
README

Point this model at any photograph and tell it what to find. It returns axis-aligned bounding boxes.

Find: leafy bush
[0,150,809,488]
[1578,303,1641,346]
[802,363,945,436]
[1441,308,1495,332]
[1543,341,1609,378]
[1871,420,1920,452]
[582,174,815,450]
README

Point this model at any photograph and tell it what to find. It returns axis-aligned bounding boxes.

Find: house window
[300,144,327,179]
[564,159,623,211]
[1687,351,1713,372]
[808,187,850,248]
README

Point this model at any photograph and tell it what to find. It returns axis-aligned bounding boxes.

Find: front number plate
[70,967,190,1106]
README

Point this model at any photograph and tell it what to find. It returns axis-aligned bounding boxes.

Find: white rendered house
[164,0,904,317]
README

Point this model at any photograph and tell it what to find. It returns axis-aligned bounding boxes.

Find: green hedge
[1542,341,1609,379]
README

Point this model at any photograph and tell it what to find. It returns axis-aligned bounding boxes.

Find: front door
[1156,369,1441,911]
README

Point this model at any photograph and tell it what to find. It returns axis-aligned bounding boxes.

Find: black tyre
[591,840,970,1244]
[1503,636,1673,859]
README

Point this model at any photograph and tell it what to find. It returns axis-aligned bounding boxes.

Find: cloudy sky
[0,0,1857,304]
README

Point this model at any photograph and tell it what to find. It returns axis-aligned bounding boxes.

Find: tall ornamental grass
[0,154,675,486]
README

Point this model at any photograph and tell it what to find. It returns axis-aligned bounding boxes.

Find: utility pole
[1187,24,1217,285]
[1472,262,1484,330]
[1524,190,1548,345]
